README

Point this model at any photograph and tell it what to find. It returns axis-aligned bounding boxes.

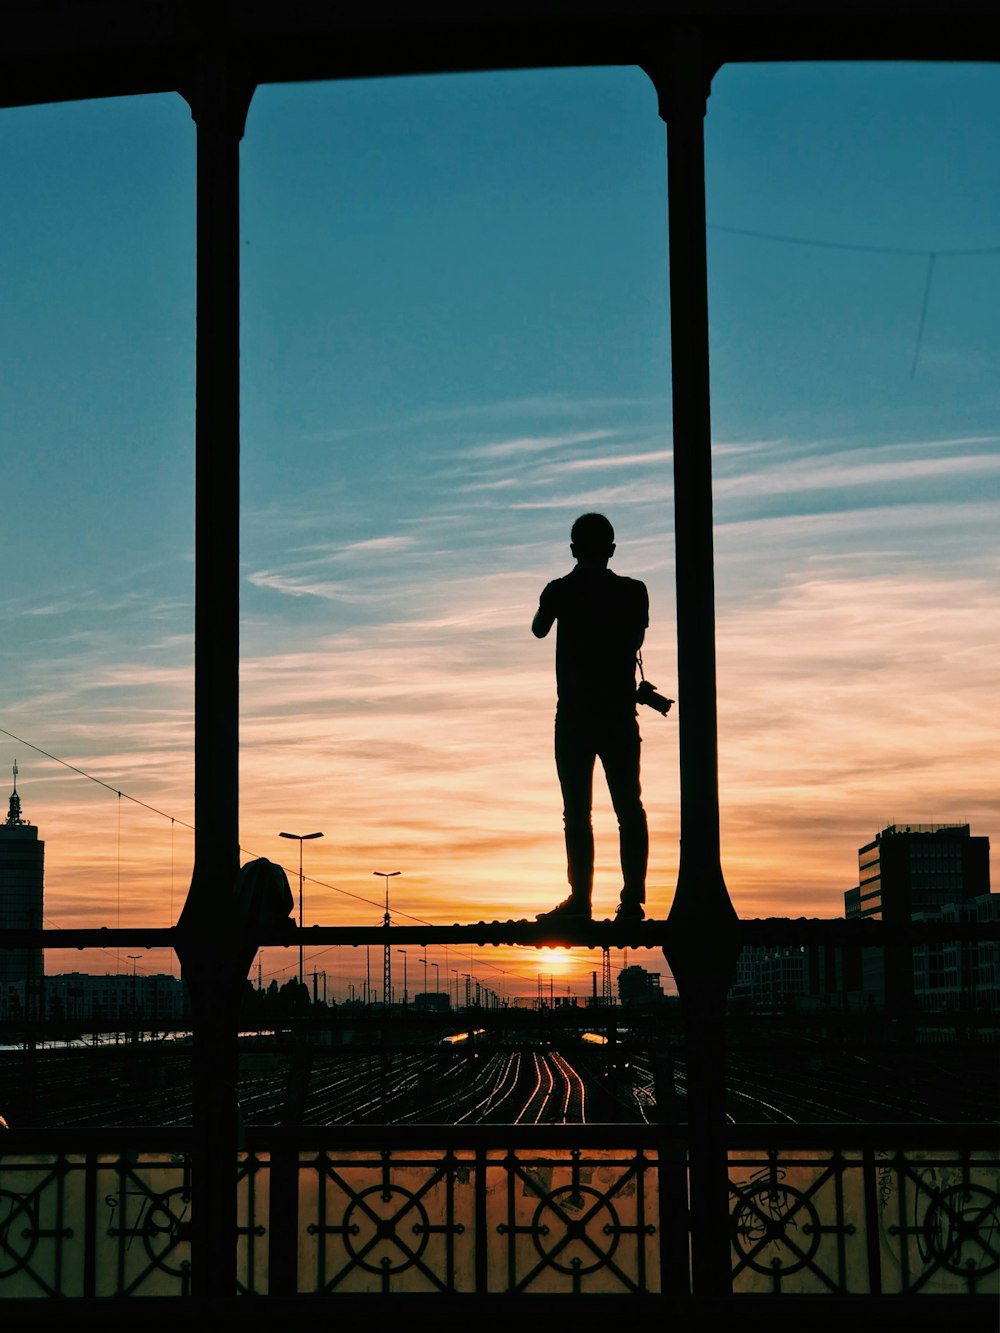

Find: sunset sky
[1,61,997,1001]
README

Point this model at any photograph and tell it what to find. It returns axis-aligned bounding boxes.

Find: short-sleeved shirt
[537,567,648,718]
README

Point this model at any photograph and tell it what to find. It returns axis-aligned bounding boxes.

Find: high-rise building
[0,762,44,1018]
[846,823,990,923]
[844,823,991,1014]
[618,965,663,1005]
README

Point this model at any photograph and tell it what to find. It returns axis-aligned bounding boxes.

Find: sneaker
[536,897,592,923]
[614,901,645,924]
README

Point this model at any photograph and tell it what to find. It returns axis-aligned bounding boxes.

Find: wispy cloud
[557,448,673,472]
[333,534,416,557]
[714,569,997,913]
[715,443,1000,503]
[462,429,619,460]
[246,570,366,602]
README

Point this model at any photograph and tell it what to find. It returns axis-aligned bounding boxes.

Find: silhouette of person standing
[533,513,649,923]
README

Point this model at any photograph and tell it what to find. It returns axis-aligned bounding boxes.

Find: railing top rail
[1,917,997,951]
[1,1121,996,1151]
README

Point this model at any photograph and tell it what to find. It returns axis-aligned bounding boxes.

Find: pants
[555,710,647,905]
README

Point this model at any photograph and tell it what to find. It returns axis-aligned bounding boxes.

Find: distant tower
[0,762,45,1018]
[383,889,391,1008]
[601,946,612,1006]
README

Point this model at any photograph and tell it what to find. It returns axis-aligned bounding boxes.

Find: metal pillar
[644,30,742,1298]
[175,31,254,1301]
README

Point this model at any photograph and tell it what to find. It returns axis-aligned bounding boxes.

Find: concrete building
[0,763,44,1019]
[847,823,990,923]
[912,893,1000,1021]
[40,971,186,1025]
[618,965,663,1005]
[730,945,807,1013]
[845,823,991,1014]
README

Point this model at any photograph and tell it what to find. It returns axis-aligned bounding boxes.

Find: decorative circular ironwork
[342,1185,430,1275]
[923,1184,1000,1277]
[0,1190,38,1276]
[731,1179,821,1275]
[531,1185,620,1275]
[139,1187,191,1276]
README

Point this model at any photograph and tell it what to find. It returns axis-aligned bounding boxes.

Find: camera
[636,680,674,716]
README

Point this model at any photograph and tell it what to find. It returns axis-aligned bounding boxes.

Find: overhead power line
[0,723,193,830]
[0,722,434,926]
[708,222,1000,258]
[708,223,1000,379]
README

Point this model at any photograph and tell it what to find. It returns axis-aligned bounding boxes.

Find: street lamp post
[398,949,408,1007]
[374,870,400,923]
[280,831,324,989]
[432,961,440,1000]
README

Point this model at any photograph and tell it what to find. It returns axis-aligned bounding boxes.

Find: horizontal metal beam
[2,917,996,950]
[0,2,997,111]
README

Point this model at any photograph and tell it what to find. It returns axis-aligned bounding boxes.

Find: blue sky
[1,61,997,997]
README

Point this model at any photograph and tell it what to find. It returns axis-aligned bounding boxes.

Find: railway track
[3,1036,995,1127]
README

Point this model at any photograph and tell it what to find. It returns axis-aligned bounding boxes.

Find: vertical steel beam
[662,43,723,887]
[177,29,254,1300]
[643,30,741,1300]
[192,54,244,893]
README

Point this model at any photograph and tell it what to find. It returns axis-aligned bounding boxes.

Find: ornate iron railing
[1,1126,996,1301]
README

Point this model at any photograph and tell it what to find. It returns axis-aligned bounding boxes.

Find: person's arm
[532,604,555,638]
[532,584,557,638]
[631,582,649,653]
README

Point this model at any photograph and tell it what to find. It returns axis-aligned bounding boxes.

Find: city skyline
[4,760,993,1004]
[2,61,998,1000]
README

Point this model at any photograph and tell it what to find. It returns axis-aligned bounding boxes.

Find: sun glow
[539,948,575,974]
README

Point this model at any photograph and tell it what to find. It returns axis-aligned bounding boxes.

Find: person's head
[570,512,615,564]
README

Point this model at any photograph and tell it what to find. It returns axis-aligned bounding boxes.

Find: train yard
[2,1013,996,1128]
